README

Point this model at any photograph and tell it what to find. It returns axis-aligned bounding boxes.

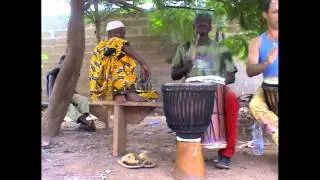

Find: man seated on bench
[47,55,96,131]
[89,20,158,103]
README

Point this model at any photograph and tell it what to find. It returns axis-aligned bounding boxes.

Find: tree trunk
[93,0,101,42]
[42,0,85,141]
[95,20,101,42]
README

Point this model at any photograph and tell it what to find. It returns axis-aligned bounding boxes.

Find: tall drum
[262,83,278,115]
[162,82,217,179]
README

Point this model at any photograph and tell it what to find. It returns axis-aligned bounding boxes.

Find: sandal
[117,153,143,169]
[138,152,157,168]
[118,152,157,169]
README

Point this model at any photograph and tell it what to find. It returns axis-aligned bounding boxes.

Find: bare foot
[115,95,126,103]
[127,92,146,102]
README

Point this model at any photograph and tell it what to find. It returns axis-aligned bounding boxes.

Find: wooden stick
[191,34,200,61]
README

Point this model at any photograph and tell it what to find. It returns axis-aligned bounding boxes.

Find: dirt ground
[42,115,278,180]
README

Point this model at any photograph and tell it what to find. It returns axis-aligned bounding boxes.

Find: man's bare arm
[123,45,148,67]
[171,60,193,80]
[246,37,268,77]
[225,71,237,85]
[123,44,151,77]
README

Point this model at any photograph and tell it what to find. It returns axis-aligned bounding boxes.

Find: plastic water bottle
[251,122,264,156]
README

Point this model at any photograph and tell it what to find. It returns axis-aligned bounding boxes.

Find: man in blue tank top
[246,0,278,145]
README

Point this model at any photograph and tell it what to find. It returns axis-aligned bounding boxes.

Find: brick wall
[41,13,262,101]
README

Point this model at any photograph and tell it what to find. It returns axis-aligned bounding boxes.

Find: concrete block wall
[42,12,262,101]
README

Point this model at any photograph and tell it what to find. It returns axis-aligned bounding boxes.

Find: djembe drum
[262,82,278,115]
[184,75,227,149]
[201,84,227,149]
[162,82,217,179]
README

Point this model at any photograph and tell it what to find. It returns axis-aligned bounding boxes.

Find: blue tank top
[259,32,278,78]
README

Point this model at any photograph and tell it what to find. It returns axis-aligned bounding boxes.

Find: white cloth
[185,75,226,85]
[176,136,201,142]
[63,114,98,122]
[263,77,278,85]
[106,20,125,31]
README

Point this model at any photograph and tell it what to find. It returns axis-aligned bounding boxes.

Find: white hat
[106,20,125,31]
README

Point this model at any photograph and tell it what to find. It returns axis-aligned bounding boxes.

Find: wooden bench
[42,101,163,157]
[91,101,163,156]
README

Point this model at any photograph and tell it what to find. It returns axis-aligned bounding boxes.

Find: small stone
[105,169,112,174]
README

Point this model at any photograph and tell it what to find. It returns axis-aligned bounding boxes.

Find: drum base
[172,141,206,180]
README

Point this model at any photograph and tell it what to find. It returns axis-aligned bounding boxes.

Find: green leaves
[41,53,49,69]
[148,0,266,62]
[42,53,48,62]
[219,0,266,33]
[221,31,258,61]
[148,9,196,44]
[82,0,266,62]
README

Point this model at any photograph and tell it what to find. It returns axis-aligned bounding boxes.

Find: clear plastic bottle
[251,122,264,156]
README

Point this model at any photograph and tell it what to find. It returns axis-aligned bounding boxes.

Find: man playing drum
[171,13,240,169]
[246,0,278,145]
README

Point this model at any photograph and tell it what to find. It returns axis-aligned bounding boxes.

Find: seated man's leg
[219,90,240,157]
[66,103,83,122]
[118,88,146,102]
[72,93,89,114]
[126,92,145,102]
[69,94,96,131]
[115,95,127,103]
[249,87,278,145]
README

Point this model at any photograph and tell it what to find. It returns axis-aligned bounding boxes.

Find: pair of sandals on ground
[118,151,156,169]
[117,151,230,169]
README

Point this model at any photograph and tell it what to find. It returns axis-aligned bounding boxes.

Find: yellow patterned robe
[89,37,138,101]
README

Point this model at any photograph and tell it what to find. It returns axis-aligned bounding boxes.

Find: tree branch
[107,0,144,11]
[163,5,215,11]
[85,10,97,23]
[100,10,119,21]
[93,0,99,20]
[85,11,96,23]
[84,0,92,11]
